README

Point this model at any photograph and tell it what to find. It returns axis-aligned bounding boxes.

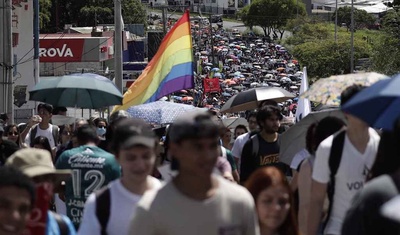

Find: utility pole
[1,0,14,122]
[350,0,354,73]
[34,0,39,85]
[209,14,215,67]
[162,6,168,36]
[334,0,338,42]
[114,0,123,92]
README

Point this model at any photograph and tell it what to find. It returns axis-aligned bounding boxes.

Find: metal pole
[34,0,40,84]
[114,0,123,92]
[334,0,338,42]
[350,0,354,73]
[162,7,167,36]
[0,0,5,114]
[4,0,14,122]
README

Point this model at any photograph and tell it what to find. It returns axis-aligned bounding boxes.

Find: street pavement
[148,9,292,39]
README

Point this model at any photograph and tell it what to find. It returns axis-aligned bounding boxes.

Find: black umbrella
[220,87,295,113]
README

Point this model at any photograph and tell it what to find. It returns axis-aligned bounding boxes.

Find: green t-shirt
[56,145,121,227]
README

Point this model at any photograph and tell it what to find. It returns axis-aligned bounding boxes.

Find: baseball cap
[169,110,219,143]
[6,148,71,180]
[111,118,156,151]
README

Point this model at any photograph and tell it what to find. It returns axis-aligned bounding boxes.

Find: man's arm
[298,160,312,235]
[308,180,327,235]
[231,137,242,169]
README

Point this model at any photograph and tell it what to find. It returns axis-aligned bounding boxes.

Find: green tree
[285,19,331,45]
[49,0,147,30]
[332,6,375,30]
[371,10,400,75]
[292,38,371,78]
[238,5,252,30]
[122,0,147,25]
[240,0,306,38]
[39,0,52,32]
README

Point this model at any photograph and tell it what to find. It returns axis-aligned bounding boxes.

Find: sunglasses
[8,131,18,135]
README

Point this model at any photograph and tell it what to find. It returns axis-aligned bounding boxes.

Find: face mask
[96,127,106,136]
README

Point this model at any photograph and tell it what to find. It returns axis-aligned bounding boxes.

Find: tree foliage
[292,39,371,78]
[285,18,331,45]
[332,6,376,30]
[122,0,147,25]
[43,0,147,32]
[39,0,52,32]
[370,10,400,75]
[239,0,306,38]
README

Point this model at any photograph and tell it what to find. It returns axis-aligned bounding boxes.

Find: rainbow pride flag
[113,10,194,111]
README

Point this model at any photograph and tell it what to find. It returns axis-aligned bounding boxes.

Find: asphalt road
[148,10,292,40]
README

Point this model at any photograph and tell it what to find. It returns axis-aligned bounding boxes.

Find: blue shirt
[47,211,76,235]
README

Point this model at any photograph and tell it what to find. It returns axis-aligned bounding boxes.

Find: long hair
[5,124,21,147]
[32,136,53,157]
[245,166,299,235]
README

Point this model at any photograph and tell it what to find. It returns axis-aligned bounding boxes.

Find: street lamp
[350,0,354,73]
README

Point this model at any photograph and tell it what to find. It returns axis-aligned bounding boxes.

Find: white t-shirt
[129,175,260,235]
[290,148,310,170]
[312,128,380,235]
[231,132,251,169]
[25,124,58,148]
[78,176,162,235]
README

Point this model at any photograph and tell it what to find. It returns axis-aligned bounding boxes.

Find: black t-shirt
[240,134,290,183]
[0,139,19,165]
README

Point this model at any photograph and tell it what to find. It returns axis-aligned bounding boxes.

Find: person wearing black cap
[78,119,161,235]
[129,110,259,235]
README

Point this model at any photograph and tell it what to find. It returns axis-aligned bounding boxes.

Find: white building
[11,0,36,123]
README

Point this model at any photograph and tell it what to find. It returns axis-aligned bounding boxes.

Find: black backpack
[30,125,59,147]
[324,130,346,230]
[50,211,69,235]
[95,186,111,235]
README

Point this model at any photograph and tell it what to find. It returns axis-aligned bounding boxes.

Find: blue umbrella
[29,73,123,109]
[341,75,397,130]
[127,101,204,125]
[214,73,222,78]
[222,92,232,97]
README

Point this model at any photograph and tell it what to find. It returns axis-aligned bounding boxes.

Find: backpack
[50,211,69,235]
[30,124,59,147]
[95,186,111,235]
[323,130,346,231]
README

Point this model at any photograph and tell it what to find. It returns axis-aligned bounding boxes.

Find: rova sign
[39,39,85,62]
[40,44,74,58]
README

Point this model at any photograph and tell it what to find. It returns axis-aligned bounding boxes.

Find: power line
[12,33,66,67]
[41,34,114,74]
